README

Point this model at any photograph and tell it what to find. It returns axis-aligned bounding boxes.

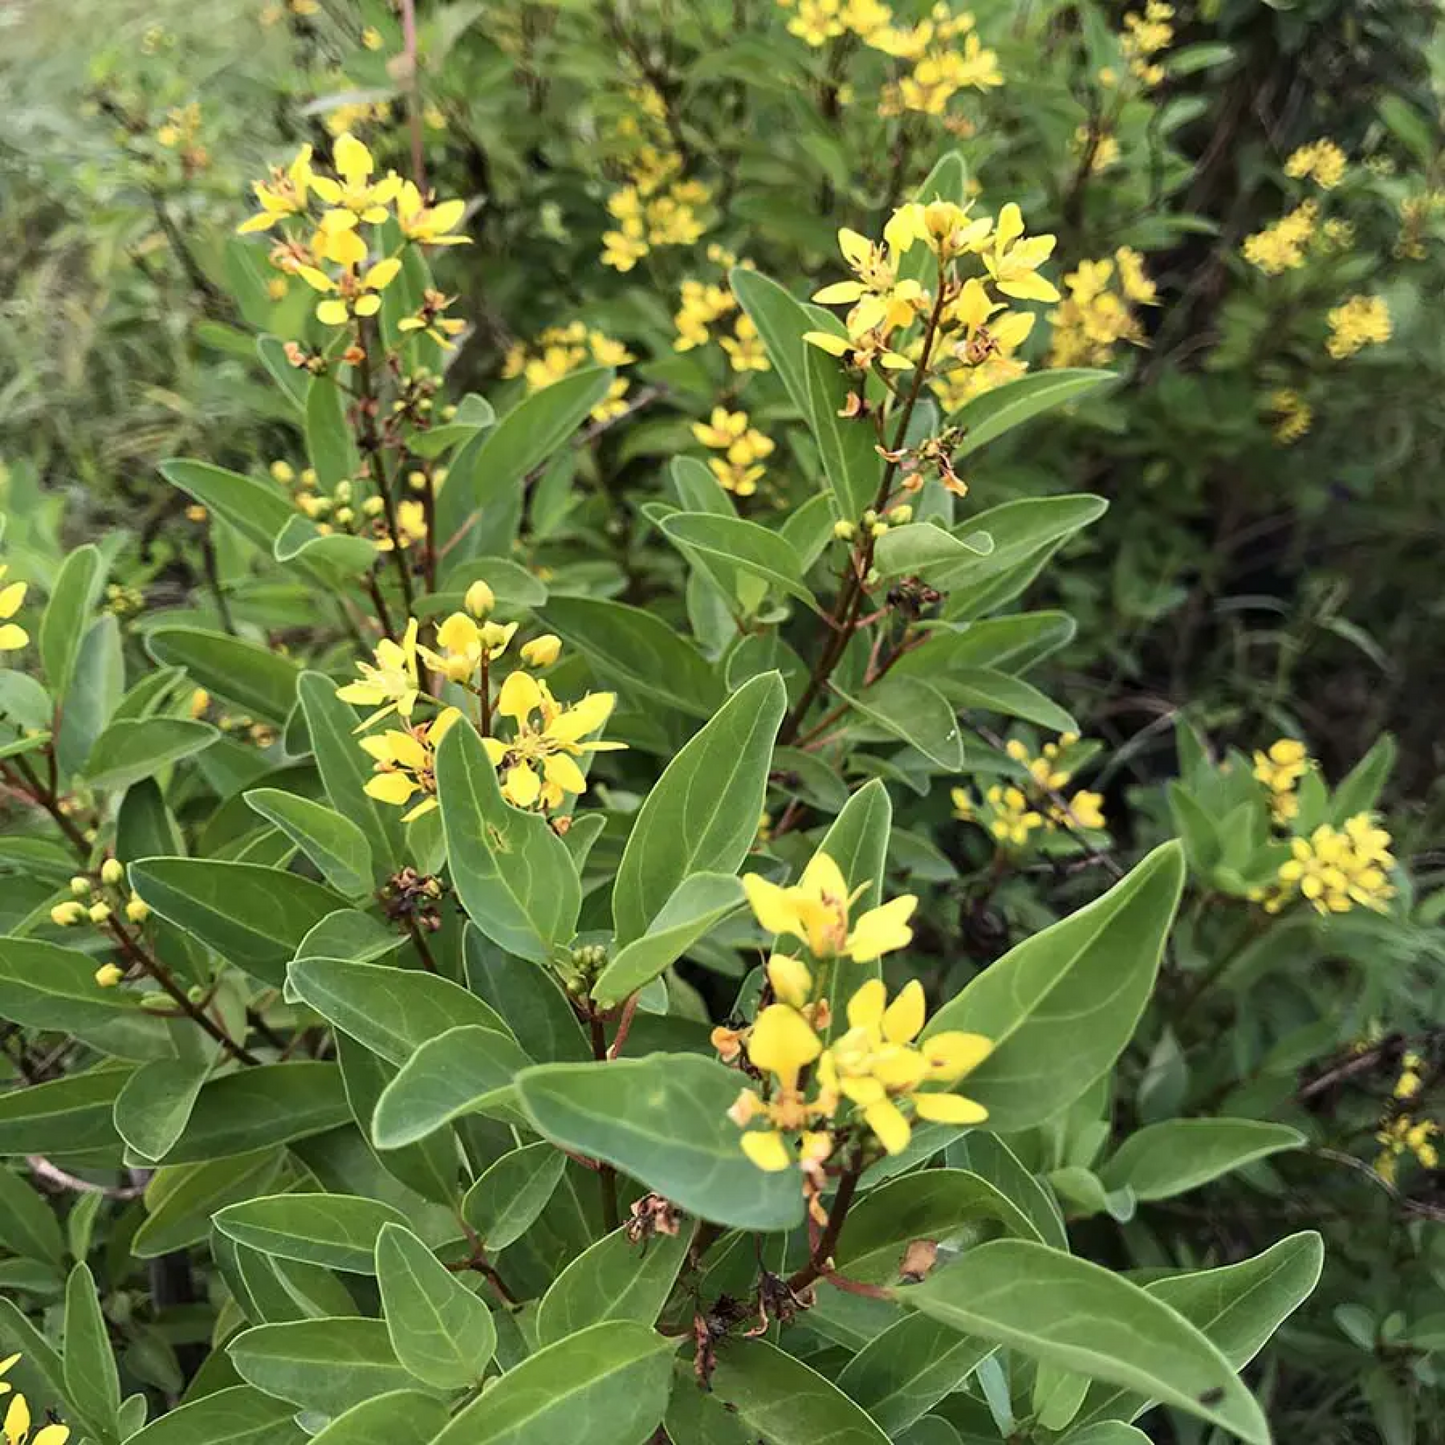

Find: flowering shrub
[0,3,1442,1444]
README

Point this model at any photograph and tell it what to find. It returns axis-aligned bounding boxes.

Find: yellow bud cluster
[1325,294,1391,360]
[1251,737,1311,824]
[952,733,1105,848]
[502,322,637,423]
[691,407,775,497]
[1047,248,1156,369]
[1261,813,1396,916]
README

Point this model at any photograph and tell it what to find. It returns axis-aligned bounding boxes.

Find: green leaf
[612,673,785,945]
[592,873,745,1008]
[273,516,378,574]
[730,267,814,419]
[659,514,820,611]
[163,1064,350,1164]
[244,789,374,900]
[84,719,219,792]
[464,926,589,1063]
[515,1054,804,1231]
[1330,733,1396,823]
[297,672,406,877]
[1073,1232,1323,1432]
[460,1141,566,1249]
[297,911,406,966]
[305,373,361,488]
[836,1315,995,1436]
[215,1194,410,1274]
[257,336,309,412]
[923,842,1185,1131]
[872,522,994,579]
[708,1337,890,1444]
[65,1261,122,1441]
[947,1133,1067,1251]
[130,859,347,987]
[805,344,882,521]
[436,722,580,963]
[0,1069,132,1155]
[158,461,293,555]
[0,1298,72,1426]
[146,628,301,725]
[835,676,964,770]
[286,958,510,1066]
[535,596,723,720]
[372,1025,532,1148]
[228,1319,430,1416]
[899,1241,1269,1445]
[1060,1423,1151,1445]
[942,669,1077,734]
[837,1170,1044,1283]
[949,371,1114,453]
[133,1151,286,1258]
[122,1386,306,1445]
[40,545,103,701]
[1099,1119,1305,1201]
[113,1056,211,1162]
[408,394,497,460]
[307,1393,449,1445]
[0,1166,65,1266]
[436,368,614,549]
[936,495,1109,593]
[376,1223,495,1390]
[55,614,124,779]
[536,1224,690,1349]
[890,614,1077,681]
[0,940,140,1031]
[429,1321,675,1445]
[0,670,53,731]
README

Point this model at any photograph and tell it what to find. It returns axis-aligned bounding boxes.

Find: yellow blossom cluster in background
[1258,813,1396,916]
[155,101,209,174]
[1118,1,1174,87]
[1242,201,1319,275]
[1046,247,1156,368]
[502,322,636,422]
[719,853,993,1183]
[673,247,771,373]
[1376,1114,1439,1184]
[1285,138,1348,191]
[1266,388,1313,445]
[951,734,1106,849]
[1252,737,1311,823]
[0,1358,69,1445]
[692,407,775,496]
[1325,294,1391,359]
[1397,189,1445,258]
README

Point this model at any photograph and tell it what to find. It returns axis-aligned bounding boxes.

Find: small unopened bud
[269,460,295,485]
[126,895,151,924]
[434,467,449,487]
[861,509,878,528]
[70,876,92,897]
[100,858,125,887]
[417,398,433,414]
[407,470,426,488]
[88,902,112,925]
[94,963,124,988]
[870,521,890,539]
[334,479,352,503]
[51,902,86,927]
[440,404,458,421]
[887,505,913,525]
[833,520,856,541]
[464,580,495,618]
[362,496,385,517]
[138,992,174,1013]
[520,634,561,668]
[333,506,355,527]
[300,468,318,488]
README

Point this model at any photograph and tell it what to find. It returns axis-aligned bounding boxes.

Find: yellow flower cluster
[1071,124,1121,175]
[951,734,1106,849]
[1325,294,1391,360]
[1261,813,1396,916]
[0,565,29,655]
[237,134,467,330]
[338,597,621,817]
[1397,190,1445,259]
[1395,1050,1426,1101]
[0,1357,69,1445]
[1376,1115,1439,1184]
[1266,388,1312,445]
[269,457,438,556]
[673,247,771,373]
[1119,1,1174,86]
[322,99,393,138]
[49,859,151,985]
[806,200,1056,415]
[260,0,318,23]
[1252,737,1311,824]
[1242,201,1319,275]
[721,854,992,1180]
[502,322,636,423]
[1285,139,1348,191]
[155,101,209,173]
[692,408,775,497]
[1046,248,1155,368]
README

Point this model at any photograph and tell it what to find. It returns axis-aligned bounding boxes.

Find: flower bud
[269,460,295,485]
[362,496,385,517]
[833,520,855,541]
[94,963,124,988]
[464,580,495,618]
[521,634,562,668]
[441,404,458,421]
[51,902,86,927]
[126,895,151,924]
[870,521,890,539]
[407,470,426,489]
[333,507,355,527]
[861,509,878,528]
[887,505,913,525]
[89,902,112,925]
[70,876,92,897]
[101,858,125,887]
[300,468,318,488]
[765,954,813,1009]
[334,479,352,503]
[139,992,174,1013]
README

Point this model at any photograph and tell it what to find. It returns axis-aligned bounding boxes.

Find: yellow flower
[1,1375,69,1445]
[298,255,403,326]
[812,218,926,341]
[395,181,469,246]
[361,25,383,49]
[237,144,314,235]
[1395,1052,1425,1100]
[50,902,86,928]
[766,954,814,1009]
[464,580,495,618]
[1242,202,1317,275]
[1267,388,1313,444]
[982,203,1060,303]
[520,634,562,668]
[742,851,916,962]
[0,566,28,652]
[361,708,464,821]
[985,785,1044,847]
[729,1002,831,1171]
[125,894,150,923]
[95,963,124,988]
[336,618,421,730]
[309,132,401,226]
[719,313,770,372]
[1267,813,1396,915]
[1067,790,1106,830]
[1326,294,1391,360]
[1253,737,1310,804]
[787,0,846,46]
[418,613,516,684]
[1285,139,1347,190]
[481,671,624,810]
